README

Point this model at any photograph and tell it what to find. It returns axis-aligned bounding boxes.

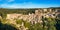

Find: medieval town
[6,8,60,22]
[0,8,60,30]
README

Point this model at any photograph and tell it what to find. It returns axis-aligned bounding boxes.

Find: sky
[0,0,60,8]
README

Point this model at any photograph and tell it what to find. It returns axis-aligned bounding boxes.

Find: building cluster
[6,8,60,23]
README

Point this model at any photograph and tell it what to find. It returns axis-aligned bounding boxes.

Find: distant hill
[0,7,60,14]
[49,7,60,9]
[0,8,36,15]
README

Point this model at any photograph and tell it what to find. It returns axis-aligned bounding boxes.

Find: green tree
[16,19,24,25]
[24,21,31,28]
[47,17,56,30]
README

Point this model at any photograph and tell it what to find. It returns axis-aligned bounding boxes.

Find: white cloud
[0,2,60,8]
[7,0,14,2]
[0,3,40,8]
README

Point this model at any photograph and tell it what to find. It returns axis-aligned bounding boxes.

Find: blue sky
[0,0,60,8]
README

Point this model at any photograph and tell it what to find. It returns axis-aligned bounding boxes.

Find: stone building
[6,13,22,20]
[55,9,60,19]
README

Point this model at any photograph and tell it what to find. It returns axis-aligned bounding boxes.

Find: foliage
[0,20,18,30]
[28,23,43,30]
[24,21,31,28]
[55,19,60,30]
[16,19,24,25]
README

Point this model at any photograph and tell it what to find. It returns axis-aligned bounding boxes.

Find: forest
[0,8,36,19]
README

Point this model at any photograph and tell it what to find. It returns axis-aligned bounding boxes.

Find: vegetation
[0,8,60,30]
[0,17,60,30]
[0,20,18,30]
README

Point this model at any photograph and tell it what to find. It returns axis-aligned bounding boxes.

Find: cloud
[7,0,14,2]
[0,4,44,8]
[0,2,60,8]
[0,4,39,8]
[0,2,39,8]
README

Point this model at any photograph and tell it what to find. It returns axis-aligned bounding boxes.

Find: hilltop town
[0,8,60,30]
[6,8,60,22]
